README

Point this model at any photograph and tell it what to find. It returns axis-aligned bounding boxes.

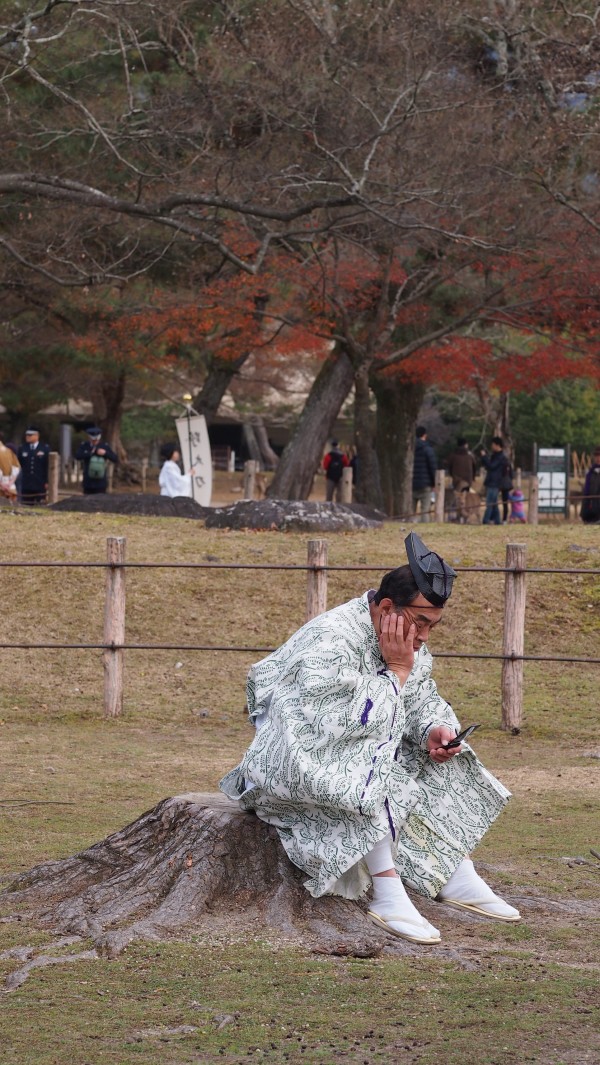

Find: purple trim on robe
[385,798,396,841]
[359,667,402,808]
[361,698,374,725]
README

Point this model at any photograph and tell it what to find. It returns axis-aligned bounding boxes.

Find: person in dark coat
[16,426,50,505]
[581,447,600,524]
[412,426,437,523]
[323,440,349,502]
[480,437,510,526]
[75,427,118,495]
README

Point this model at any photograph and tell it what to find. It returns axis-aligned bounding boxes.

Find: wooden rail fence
[1,539,599,728]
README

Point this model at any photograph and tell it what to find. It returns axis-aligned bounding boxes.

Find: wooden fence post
[141,458,148,493]
[528,474,539,525]
[340,467,353,504]
[306,539,328,621]
[501,542,526,732]
[104,536,126,718]
[515,467,522,490]
[243,460,258,500]
[47,452,59,504]
[434,470,445,523]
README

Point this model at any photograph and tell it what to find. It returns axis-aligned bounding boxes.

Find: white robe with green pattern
[220,592,510,900]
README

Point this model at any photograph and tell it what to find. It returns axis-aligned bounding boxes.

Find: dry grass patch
[0,511,598,1064]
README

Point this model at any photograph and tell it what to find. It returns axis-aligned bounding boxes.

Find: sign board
[176,413,212,506]
[535,446,569,515]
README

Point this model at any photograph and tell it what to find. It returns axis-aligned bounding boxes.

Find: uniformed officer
[16,426,50,505]
[75,427,118,495]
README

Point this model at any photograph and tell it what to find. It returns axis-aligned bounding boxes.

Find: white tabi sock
[368,875,440,943]
[438,858,520,921]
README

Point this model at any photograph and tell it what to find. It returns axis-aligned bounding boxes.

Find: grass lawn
[0,511,598,1064]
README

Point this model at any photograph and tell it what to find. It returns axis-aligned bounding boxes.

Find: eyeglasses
[401,607,441,633]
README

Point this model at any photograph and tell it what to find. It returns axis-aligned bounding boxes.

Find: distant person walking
[480,437,510,526]
[412,426,436,523]
[581,447,600,524]
[447,438,476,524]
[75,427,117,495]
[159,444,195,498]
[323,440,349,503]
[16,426,50,505]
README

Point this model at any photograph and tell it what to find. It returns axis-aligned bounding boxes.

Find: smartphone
[442,723,481,750]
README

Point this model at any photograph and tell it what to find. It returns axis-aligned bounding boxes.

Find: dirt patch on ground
[501,765,600,794]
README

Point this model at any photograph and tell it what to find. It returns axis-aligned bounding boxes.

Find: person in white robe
[221,532,521,945]
[158,444,195,498]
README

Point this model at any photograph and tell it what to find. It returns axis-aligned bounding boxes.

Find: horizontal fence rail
[1,538,599,726]
[1,561,598,573]
[1,642,597,664]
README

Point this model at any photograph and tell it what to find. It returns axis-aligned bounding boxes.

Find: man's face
[25,433,39,446]
[394,593,443,650]
[383,592,443,647]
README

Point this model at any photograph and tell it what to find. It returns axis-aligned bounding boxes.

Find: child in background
[508,487,526,523]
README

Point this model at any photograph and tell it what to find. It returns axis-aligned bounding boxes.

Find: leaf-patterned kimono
[220,592,510,900]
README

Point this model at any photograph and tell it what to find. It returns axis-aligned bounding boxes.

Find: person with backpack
[75,427,117,495]
[323,440,349,502]
[581,447,600,524]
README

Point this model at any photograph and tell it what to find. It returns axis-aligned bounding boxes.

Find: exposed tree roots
[3,794,597,992]
[0,794,394,964]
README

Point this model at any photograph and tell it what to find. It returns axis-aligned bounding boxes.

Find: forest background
[1,0,600,514]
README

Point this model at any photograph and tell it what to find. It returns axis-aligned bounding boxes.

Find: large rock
[50,495,385,530]
[205,499,384,531]
[50,493,211,519]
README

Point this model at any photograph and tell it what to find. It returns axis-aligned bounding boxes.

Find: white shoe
[437,858,521,922]
[368,910,441,944]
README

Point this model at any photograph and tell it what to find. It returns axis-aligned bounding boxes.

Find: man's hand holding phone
[428,723,481,763]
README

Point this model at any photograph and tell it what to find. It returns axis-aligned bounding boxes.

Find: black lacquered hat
[405,532,457,607]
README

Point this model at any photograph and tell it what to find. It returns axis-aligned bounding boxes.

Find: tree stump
[0,794,397,960]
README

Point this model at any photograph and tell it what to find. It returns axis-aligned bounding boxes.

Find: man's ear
[378,597,395,613]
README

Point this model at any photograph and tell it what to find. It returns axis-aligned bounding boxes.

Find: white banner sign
[176,413,212,506]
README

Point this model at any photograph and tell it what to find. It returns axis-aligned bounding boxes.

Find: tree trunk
[193,353,250,421]
[251,416,279,469]
[353,362,384,510]
[242,421,263,467]
[495,392,513,463]
[0,794,396,963]
[91,370,127,463]
[371,375,425,517]
[267,346,354,500]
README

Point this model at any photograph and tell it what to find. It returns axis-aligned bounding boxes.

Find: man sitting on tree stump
[220,533,520,945]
